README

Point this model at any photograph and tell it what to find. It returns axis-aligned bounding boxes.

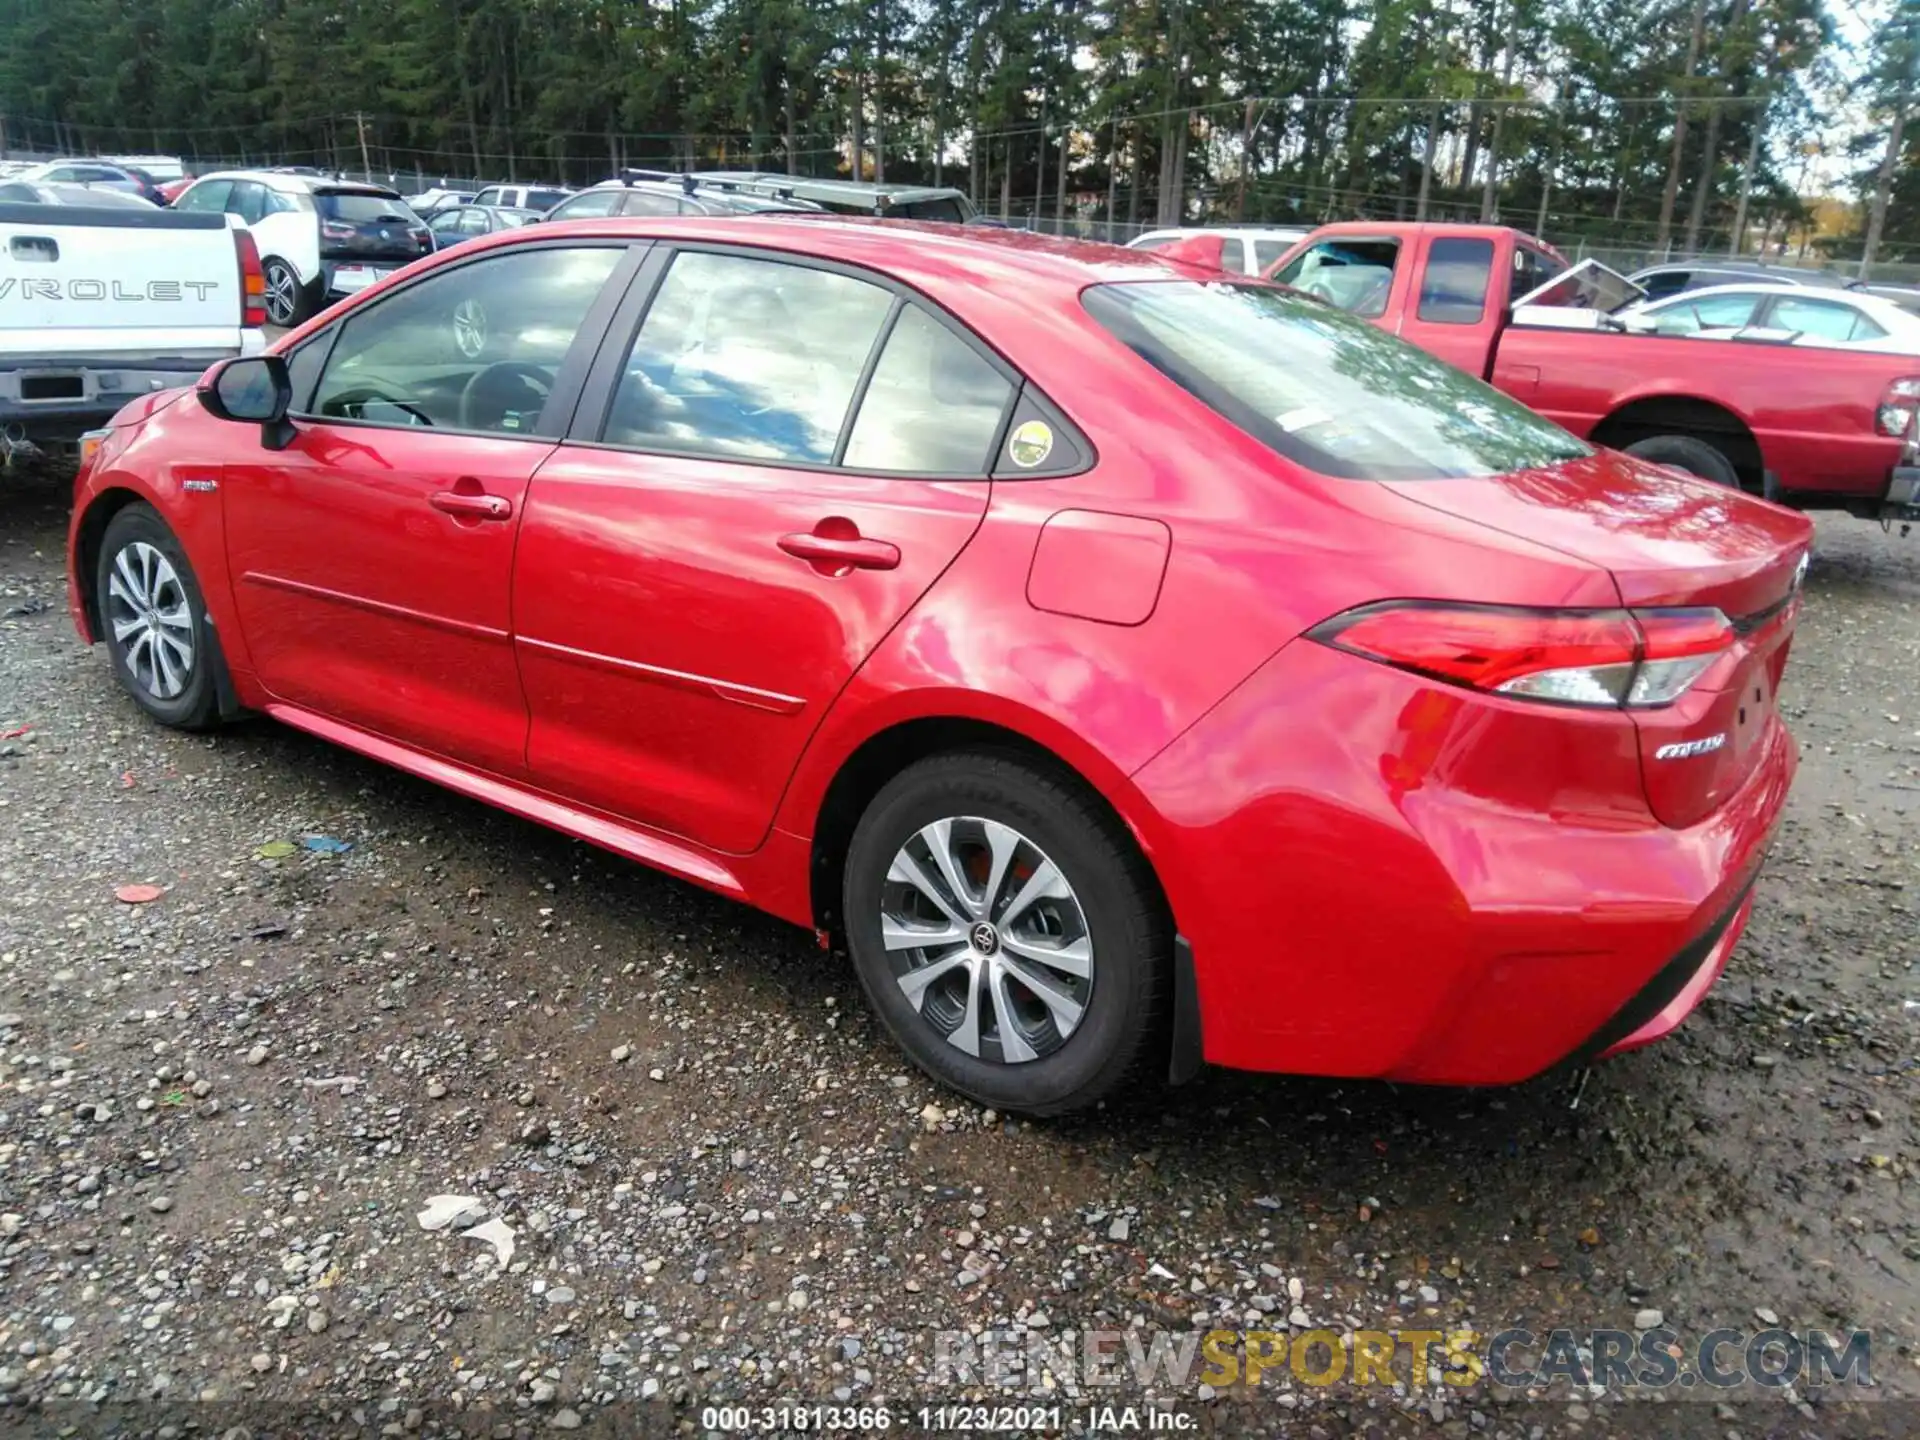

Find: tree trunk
[1127,126,1141,227]
[999,138,1011,220]
[1035,93,1048,228]
[1479,109,1501,221]
[1056,120,1069,232]
[1459,102,1481,195]
[1416,102,1439,220]
[1861,97,1909,277]
[1727,102,1764,255]
[1657,0,1708,251]
[1106,122,1118,238]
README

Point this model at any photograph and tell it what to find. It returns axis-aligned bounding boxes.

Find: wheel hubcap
[881,817,1094,1065]
[105,541,194,700]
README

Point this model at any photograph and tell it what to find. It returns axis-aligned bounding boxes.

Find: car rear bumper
[0,349,250,442]
[1132,638,1796,1085]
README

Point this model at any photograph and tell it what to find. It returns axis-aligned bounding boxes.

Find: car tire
[1623,435,1741,487]
[95,504,222,731]
[262,257,316,327]
[843,750,1171,1116]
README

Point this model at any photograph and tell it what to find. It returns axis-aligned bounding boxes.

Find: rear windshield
[1083,280,1589,481]
[317,191,415,222]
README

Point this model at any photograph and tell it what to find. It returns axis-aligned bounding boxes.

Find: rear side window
[842,307,1013,473]
[1417,237,1495,323]
[550,191,621,220]
[1252,239,1295,272]
[1768,296,1885,342]
[604,251,893,464]
[891,197,967,223]
[1083,280,1589,481]
[1220,238,1249,273]
[1645,291,1759,334]
[620,190,682,217]
[1275,239,1398,317]
[226,181,268,226]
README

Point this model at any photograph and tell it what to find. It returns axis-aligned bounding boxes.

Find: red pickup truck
[1255,222,1920,524]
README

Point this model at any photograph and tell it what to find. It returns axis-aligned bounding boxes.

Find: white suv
[171,170,433,325]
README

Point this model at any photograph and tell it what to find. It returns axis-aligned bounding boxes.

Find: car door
[220,241,637,775]
[1397,234,1498,374]
[513,245,1017,853]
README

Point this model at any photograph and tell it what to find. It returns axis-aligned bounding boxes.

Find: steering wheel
[459,361,554,432]
[1302,279,1339,304]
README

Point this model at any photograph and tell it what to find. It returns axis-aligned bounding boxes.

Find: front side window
[456,207,492,236]
[175,179,230,214]
[604,251,893,464]
[472,187,503,207]
[308,246,622,434]
[1418,237,1495,323]
[1635,270,1692,301]
[427,209,465,234]
[1276,239,1399,318]
[1083,280,1589,481]
[842,307,1013,473]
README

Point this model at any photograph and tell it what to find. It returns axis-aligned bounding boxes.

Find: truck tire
[1623,435,1740,488]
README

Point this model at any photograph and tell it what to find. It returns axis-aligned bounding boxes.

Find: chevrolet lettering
[0,278,217,302]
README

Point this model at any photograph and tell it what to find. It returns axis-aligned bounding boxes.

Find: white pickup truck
[0,199,266,454]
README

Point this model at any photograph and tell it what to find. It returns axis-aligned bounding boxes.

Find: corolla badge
[1655,734,1727,761]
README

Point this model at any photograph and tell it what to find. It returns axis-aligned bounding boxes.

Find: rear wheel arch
[805,715,1174,942]
[1591,394,1763,491]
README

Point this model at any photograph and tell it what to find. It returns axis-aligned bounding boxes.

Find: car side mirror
[200,354,296,450]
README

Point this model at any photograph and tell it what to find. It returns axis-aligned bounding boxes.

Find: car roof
[1134,225,1309,240]
[695,171,969,204]
[1649,281,1871,304]
[191,170,399,197]
[503,213,1220,286]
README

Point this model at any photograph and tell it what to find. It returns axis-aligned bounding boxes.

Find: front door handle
[778,531,900,574]
[429,489,513,521]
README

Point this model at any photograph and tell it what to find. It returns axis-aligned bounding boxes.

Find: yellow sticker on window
[1008,419,1054,468]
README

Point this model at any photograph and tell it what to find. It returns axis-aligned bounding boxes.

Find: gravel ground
[0,462,1915,1439]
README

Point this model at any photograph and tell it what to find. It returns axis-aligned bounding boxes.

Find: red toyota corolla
[67,217,1809,1114]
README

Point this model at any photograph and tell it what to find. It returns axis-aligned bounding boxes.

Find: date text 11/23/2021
[699,1404,1196,1431]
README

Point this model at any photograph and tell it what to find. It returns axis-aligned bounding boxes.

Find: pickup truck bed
[0,202,264,448]
[1263,222,1920,524]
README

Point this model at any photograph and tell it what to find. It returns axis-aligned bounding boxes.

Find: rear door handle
[778,532,900,573]
[429,489,513,521]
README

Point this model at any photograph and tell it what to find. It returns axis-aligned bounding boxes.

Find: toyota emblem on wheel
[970,922,1000,955]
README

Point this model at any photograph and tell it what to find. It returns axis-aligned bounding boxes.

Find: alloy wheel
[105,540,195,700]
[881,817,1095,1065]
[264,261,299,326]
[453,297,488,359]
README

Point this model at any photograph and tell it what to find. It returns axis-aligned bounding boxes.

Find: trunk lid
[1386,450,1812,828]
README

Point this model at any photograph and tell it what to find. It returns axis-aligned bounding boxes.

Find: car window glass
[1252,239,1295,271]
[605,251,893,464]
[1084,280,1589,481]
[621,190,681,216]
[842,306,1013,473]
[551,190,621,220]
[1769,296,1872,343]
[1219,237,1248,273]
[526,190,571,212]
[1511,245,1564,305]
[0,183,32,202]
[1276,239,1398,317]
[1131,235,1179,251]
[428,209,463,233]
[1636,271,1690,301]
[308,246,622,434]
[176,179,230,213]
[472,188,502,207]
[1418,237,1495,323]
[457,208,491,236]
[226,181,267,226]
[892,197,966,223]
[261,188,301,215]
[1647,292,1759,334]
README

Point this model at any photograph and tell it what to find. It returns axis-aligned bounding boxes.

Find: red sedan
[67,218,1809,1114]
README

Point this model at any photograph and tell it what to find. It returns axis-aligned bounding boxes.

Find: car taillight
[1877,377,1920,437]
[1308,601,1734,709]
[234,228,266,327]
[321,220,354,241]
